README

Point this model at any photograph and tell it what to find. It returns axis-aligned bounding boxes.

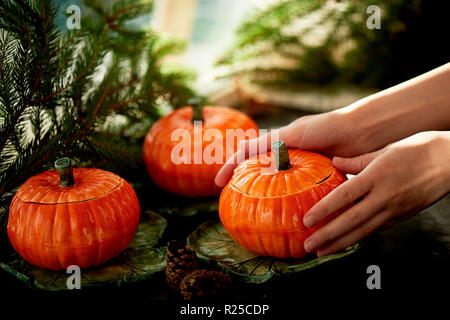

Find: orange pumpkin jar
[7,158,140,270]
[143,104,258,197]
[219,141,348,258]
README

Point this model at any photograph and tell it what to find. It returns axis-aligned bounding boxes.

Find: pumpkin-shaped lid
[15,158,122,204]
[145,105,258,147]
[229,141,338,197]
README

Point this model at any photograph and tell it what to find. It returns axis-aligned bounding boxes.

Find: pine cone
[180,270,231,300]
[165,240,199,291]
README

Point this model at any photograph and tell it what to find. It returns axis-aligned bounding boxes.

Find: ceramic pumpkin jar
[7,158,140,270]
[219,141,349,258]
[143,103,258,197]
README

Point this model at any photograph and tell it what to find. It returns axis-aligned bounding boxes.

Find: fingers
[215,128,285,187]
[304,194,383,253]
[303,173,372,228]
[215,146,246,187]
[315,210,391,257]
[332,149,382,175]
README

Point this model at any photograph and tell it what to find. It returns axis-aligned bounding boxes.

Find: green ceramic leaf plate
[0,210,168,291]
[187,220,360,284]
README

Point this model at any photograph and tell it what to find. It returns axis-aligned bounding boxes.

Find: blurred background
[55,0,450,115]
[55,0,270,93]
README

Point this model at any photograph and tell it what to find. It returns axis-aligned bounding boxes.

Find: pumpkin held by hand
[219,141,348,258]
[143,104,258,197]
[7,158,140,270]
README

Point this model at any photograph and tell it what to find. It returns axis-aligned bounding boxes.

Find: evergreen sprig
[218,0,450,90]
[0,0,195,215]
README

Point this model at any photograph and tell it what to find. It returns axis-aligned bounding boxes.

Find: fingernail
[332,156,343,164]
[303,216,313,228]
[304,238,315,253]
[316,250,325,258]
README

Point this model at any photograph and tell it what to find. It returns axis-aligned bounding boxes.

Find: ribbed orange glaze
[7,168,140,270]
[143,106,258,197]
[219,149,348,258]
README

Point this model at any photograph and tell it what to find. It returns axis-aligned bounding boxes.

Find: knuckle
[350,208,365,224]
[339,184,354,204]
[322,230,335,244]
[384,186,413,211]
[316,230,332,245]
[356,155,367,170]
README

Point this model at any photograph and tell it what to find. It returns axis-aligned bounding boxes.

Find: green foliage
[219,0,450,89]
[0,0,196,214]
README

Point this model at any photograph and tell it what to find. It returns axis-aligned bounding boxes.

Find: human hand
[303,131,450,257]
[215,110,363,187]
[216,63,450,188]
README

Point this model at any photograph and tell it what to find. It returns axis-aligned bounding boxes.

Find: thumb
[332,150,381,174]
[215,128,289,187]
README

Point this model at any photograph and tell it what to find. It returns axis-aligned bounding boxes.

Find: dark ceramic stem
[54,157,75,187]
[192,105,203,122]
[272,140,292,171]
[190,97,203,122]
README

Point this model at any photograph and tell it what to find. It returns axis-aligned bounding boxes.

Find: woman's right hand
[215,63,450,187]
[215,110,363,187]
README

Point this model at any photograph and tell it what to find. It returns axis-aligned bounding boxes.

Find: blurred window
[153,0,271,90]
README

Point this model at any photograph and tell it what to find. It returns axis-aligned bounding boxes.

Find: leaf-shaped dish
[187,220,360,284]
[0,210,167,290]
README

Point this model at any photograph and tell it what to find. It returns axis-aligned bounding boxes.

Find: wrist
[334,96,384,154]
[432,132,450,193]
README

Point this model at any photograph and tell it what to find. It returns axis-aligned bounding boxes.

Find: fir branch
[0,0,195,209]
[219,0,449,89]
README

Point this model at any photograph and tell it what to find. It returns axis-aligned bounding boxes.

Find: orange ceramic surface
[219,149,348,258]
[7,168,140,270]
[143,106,258,197]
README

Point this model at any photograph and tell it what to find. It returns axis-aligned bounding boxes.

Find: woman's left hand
[303,131,450,257]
